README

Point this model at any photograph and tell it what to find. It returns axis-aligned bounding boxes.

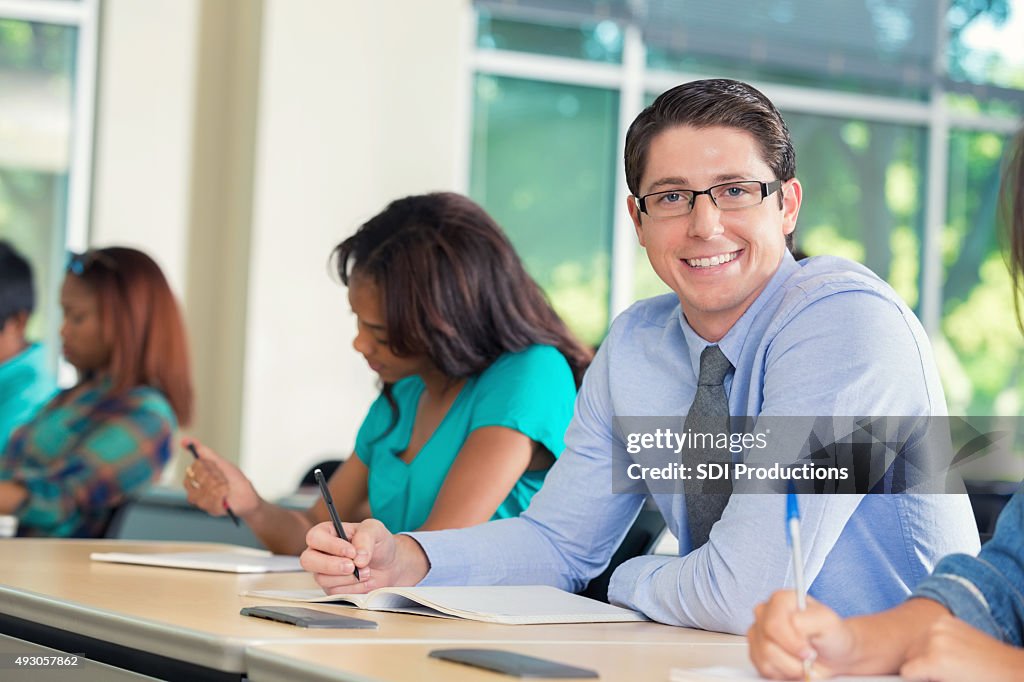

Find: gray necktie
[684,345,733,550]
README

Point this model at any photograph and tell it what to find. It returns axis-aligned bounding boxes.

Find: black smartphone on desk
[429,648,598,678]
[241,605,378,629]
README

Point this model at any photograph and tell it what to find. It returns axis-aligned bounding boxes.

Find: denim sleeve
[912,488,1024,646]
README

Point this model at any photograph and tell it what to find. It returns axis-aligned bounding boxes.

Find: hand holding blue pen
[786,490,813,682]
[314,468,360,581]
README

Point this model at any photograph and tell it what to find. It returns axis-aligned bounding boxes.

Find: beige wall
[91,0,200,291]
[91,0,471,498]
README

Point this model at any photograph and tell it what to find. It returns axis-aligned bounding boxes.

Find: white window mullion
[65,0,99,253]
[610,24,645,318]
[920,0,952,337]
[0,0,85,24]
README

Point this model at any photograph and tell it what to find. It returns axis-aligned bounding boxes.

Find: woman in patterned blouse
[0,247,193,537]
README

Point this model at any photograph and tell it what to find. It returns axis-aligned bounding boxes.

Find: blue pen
[786,489,813,682]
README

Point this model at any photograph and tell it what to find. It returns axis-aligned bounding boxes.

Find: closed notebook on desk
[242,585,647,625]
[90,550,303,573]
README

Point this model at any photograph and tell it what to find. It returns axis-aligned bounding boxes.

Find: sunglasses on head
[67,251,117,276]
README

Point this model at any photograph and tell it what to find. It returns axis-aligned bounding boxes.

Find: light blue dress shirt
[407,252,979,634]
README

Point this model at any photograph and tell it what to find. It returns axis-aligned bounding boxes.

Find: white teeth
[686,251,737,268]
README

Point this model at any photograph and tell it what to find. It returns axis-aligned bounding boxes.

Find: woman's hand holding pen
[300,519,429,594]
[747,591,855,679]
[182,439,261,517]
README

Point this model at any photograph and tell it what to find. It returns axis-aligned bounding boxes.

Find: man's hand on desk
[300,518,430,593]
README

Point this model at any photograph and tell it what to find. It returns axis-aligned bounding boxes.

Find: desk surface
[246,640,749,682]
[0,539,732,676]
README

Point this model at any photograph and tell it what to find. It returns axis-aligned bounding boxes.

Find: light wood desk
[246,640,749,682]
[0,539,329,680]
[0,539,730,681]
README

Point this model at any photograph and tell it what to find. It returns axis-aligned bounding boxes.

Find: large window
[470,75,619,344]
[0,1,97,376]
[469,1,1024,429]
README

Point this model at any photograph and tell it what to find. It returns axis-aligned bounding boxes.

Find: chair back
[579,507,667,603]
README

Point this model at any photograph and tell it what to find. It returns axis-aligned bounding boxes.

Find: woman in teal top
[356,344,574,532]
[185,193,592,554]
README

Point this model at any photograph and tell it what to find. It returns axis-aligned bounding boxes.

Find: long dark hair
[332,193,592,425]
[68,247,194,425]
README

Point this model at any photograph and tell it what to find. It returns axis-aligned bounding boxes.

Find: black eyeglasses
[636,180,783,218]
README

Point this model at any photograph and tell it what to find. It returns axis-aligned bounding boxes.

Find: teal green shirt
[0,343,57,452]
[355,345,576,533]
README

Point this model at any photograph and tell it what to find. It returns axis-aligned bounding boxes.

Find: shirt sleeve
[11,390,174,536]
[912,487,1024,646]
[607,289,948,633]
[467,346,577,458]
[407,335,647,590]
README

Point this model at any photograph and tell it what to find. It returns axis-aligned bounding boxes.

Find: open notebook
[243,585,648,625]
[90,550,303,573]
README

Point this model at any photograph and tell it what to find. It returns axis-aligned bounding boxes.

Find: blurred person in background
[0,241,57,450]
[0,247,193,537]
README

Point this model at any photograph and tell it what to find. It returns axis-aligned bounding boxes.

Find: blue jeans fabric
[913,484,1024,646]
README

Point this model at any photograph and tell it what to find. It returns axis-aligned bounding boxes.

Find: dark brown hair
[1003,128,1024,333]
[332,193,592,424]
[69,247,193,425]
[0,240,34,326]
[624,78,797,250]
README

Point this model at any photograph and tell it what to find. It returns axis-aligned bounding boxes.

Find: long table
[246,641,750,682]
[0,539,746,680]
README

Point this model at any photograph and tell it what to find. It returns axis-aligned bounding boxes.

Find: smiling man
[298,79,979,634]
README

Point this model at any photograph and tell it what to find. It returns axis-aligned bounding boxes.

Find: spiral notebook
[243,585,647,625]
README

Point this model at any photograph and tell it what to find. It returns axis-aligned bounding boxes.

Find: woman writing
[185,192,591,554]
[0,247,193,537]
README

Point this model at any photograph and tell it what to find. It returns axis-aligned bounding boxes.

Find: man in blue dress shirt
[0,241,57,451]
[298,79,979,634]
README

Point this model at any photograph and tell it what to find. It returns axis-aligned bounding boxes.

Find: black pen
[314,468,360,580]
[187,442,241,526]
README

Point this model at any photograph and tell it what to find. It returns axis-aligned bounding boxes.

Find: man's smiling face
[629,124,802,342]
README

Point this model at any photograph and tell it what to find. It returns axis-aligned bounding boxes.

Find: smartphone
[240,605,378,629]
[429,648,598,678]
